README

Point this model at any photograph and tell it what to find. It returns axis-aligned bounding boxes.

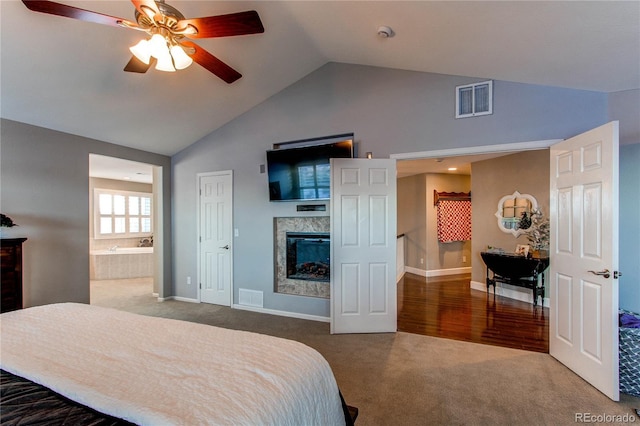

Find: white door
[331,158,397,334]
[199,171,233,306]
[549,121,620,400]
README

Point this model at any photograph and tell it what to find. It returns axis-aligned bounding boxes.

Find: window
[95,189,152,238]
[297,162,330,199]
[456,80,493,118]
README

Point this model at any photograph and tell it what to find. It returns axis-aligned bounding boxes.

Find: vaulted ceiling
[2,1,639,156]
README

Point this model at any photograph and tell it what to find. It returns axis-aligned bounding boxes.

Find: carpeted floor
[91,278,640,425]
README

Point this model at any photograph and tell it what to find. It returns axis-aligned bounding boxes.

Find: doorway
[88,154,160,305]
[393,140,554,351]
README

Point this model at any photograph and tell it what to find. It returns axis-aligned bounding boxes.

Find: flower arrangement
[0,214,17,228]
[526,208,549,251]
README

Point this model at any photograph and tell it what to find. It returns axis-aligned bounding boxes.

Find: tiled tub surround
[274,216,330,298]
[90,247,153,280]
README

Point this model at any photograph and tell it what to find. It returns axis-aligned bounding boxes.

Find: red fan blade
[130,0,160,21]
[123,56,155,73]
[21,1,135,27]
[180,41,242,84]
[177,10,264,39]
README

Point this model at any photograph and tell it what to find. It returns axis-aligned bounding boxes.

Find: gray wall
[0,119,172,307]
[172,62,610,318]
[397,175,426,270]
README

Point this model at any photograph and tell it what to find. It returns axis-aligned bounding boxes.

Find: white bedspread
[0,303,345,425]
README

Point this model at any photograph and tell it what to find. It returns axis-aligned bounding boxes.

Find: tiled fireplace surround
[274,216,330,299]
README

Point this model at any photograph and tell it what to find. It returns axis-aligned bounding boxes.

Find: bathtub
[90,247,154,280]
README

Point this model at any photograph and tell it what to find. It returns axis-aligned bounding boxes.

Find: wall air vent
[239,289,263,308]
[455,80,493,118]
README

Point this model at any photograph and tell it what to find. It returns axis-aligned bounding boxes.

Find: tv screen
[267,139,353,202]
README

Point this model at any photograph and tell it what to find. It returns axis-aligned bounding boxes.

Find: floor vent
[239,289,264,308]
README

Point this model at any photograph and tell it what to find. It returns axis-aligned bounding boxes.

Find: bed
[0,303,355,425]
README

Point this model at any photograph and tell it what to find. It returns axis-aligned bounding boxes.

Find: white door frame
[197,170,234,306]
[390,140,561,162]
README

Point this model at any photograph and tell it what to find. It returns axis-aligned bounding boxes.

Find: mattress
[0,303,348,425]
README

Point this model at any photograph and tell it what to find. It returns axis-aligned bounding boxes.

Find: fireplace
[286,232,330,282]
[274,216,330,298]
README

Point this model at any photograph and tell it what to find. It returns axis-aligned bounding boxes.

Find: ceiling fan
[21,0,265,83]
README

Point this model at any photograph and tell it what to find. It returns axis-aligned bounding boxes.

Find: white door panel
[199,171,233,306]
[331,158,397,334]
[549,121,619,401]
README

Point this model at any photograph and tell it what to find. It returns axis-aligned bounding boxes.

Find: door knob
[588,269,610,279]
[219,245,229,250]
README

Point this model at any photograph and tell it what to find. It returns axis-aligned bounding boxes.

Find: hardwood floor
[397,272,549,353]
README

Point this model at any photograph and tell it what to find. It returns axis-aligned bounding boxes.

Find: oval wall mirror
[494,191,538,237]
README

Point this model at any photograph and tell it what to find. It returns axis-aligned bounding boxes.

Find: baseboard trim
[404,266,427,277]
[427,267,472,277]
[159,296,199,303]
[157,296,330,321]
[233,304,330,323]
[405,266,472,278]
[470,280,549,308]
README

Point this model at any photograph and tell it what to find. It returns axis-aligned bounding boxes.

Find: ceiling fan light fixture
[155,50,176,72]
[170,44,193,70]
[149,33,170,59]
[129,39,151,64]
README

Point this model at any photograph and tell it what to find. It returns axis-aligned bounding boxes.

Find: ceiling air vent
[456,80,493,118]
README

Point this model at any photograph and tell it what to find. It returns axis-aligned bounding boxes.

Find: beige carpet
[91,279,640,425]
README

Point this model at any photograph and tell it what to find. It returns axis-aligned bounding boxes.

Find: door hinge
[199,283,202,289]
[614,271,622,279]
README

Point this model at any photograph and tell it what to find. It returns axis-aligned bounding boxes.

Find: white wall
[172,62,610,318]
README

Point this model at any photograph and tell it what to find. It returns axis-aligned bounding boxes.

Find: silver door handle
[219,245,229,250]
[588,269,610,279]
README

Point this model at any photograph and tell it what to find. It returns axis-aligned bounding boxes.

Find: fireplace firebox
[286,232,330,282]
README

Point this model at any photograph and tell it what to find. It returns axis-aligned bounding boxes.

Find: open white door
[198,171,233,306]
[331,158,397,334]
[549,121,620,400]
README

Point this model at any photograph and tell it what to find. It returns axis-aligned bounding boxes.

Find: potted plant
[526,208,549,257]
[1,213,18,237]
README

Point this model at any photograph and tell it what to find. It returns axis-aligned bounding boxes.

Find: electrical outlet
[420,258,424,264]
[463,256,467,262]
[187,276,191,285]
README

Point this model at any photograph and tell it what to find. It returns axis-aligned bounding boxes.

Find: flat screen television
[267,135,354,202]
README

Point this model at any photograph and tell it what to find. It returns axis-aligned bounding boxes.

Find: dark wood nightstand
[1,238,27,313]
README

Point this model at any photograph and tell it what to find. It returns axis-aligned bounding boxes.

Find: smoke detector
[377,26,394,38]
